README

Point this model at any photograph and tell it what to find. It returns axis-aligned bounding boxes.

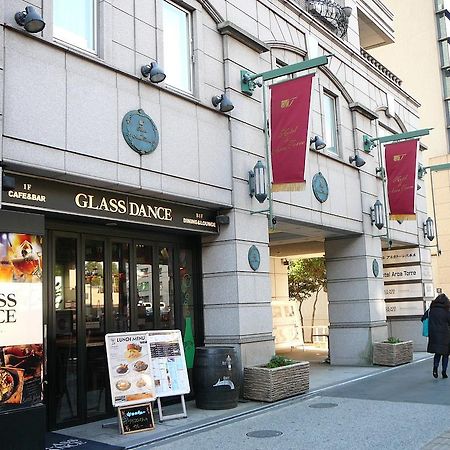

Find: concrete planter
[373,340,413,366]
[243,361,309,402]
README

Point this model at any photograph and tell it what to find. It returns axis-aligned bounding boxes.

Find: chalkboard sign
[118,403,155,435]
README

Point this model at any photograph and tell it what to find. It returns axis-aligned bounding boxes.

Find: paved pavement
[57,351,450,449]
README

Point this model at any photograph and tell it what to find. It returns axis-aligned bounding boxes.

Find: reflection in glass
[162,1,192,92]
[53,0,96,52]
[84,240,106,417]
[323,92,338,154]
[111,243,130,333]
[136,244,153,330]
[54,237,78,425]
[159,247,174,329]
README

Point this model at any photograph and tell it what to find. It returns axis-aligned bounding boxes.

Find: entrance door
[47,230,195,429]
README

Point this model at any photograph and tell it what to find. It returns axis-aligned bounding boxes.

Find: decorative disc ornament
[372,259,379,277]
[312,172,329,203]
[122,109,159,155]
[248,245,261,271]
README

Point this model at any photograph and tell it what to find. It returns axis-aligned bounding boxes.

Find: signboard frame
[105,332,157,408]
[118,403,155,435]
[147,330,190,398]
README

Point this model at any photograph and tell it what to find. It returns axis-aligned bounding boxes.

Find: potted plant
[243,355,309,402]
[372,337,413,366]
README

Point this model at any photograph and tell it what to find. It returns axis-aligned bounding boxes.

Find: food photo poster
[105,332,156,407]
[0,233,44,408]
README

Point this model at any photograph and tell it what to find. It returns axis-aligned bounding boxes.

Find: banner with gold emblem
[270,74,314,191]
[385,139,419,220]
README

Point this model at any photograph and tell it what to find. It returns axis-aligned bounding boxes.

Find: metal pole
[262,83,274,230]
[376,141,391,248]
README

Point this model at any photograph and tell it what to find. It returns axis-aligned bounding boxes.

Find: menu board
[0,233,43,410]
[118,403,155,435]
[147,330,190,398]
[105,332,156,407]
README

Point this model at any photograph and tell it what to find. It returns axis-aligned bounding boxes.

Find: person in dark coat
[422,293,450,378]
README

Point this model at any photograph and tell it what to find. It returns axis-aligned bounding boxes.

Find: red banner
[385,139,419,220]
[270,74,314,191]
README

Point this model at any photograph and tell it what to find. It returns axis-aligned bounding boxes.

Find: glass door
[84,238,107,418]
[47,229,198,429]
[52,235,80,427]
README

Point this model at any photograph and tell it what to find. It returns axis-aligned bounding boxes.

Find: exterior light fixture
[248,160,267,203]
[349,154,366,167]
[417,164,427,179]
[211,94,234,112]
[375,167,385,179]
[310,135,326,151]
[15,6,45,33]
[423,217,435,241]
[370,200,384,230]
[281,258,289,266]
[140,62,166,83]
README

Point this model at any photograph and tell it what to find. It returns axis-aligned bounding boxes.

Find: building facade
[372,0,450,301]
[0,0,433,430]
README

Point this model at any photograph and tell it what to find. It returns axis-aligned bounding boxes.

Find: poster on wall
[147,330,190,398]
[0,233,43,409]
[105,332,156,407]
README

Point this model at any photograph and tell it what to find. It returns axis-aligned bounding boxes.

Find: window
[163,1,193,93]
[53,0,96,52]
[323,92,338,154]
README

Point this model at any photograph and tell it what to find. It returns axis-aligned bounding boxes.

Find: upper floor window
[323,91,338,155]
[163,1,193,93]
[53,0,96,53]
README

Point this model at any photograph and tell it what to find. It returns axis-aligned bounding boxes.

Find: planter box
[243,361,309,402]
[373,340,413,366]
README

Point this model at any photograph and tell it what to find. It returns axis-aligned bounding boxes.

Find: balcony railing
[307,0,352,38]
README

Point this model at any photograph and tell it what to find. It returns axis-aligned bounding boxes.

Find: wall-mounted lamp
[418,164,427,179]
[349,154,366,168]
[248,160,267,203]
[15,6,45,33]
[370,200,384,230]
[363,135,377,153]
[310,135,326,151]
[281,258,289,266]
[375,166,385,179]
[1,173,15,191]
[216,214,230,225]
[423,217,435,241]
[211,94,234,112]
[140,62,166,83]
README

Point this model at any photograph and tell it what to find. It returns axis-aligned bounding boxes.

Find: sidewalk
[58,351,431,450]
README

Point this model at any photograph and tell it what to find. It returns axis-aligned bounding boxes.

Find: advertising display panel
[0,233,43,409]
[105,332,156,407]
[147,330,190,398]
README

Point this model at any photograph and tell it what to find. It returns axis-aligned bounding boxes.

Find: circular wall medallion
[122,109,159,155]
[248,245,260,271]
[372,259,379,277]
[312,172,329,203]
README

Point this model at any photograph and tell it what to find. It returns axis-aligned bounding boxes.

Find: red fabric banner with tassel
[270,74,314,191]
[385,139,419,220]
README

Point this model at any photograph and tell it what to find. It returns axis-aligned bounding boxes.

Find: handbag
[422,310,429,337]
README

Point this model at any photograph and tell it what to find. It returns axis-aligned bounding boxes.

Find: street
[142,358,450,450]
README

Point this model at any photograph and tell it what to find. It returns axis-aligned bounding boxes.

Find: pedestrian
[422,293,450,379]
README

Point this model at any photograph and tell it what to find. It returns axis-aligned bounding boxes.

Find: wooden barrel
[193,347,240,410]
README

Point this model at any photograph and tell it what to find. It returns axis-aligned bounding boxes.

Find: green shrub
[384,337,402,344]
[266,355,296,368]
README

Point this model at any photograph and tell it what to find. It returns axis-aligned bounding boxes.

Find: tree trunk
[311,287,322,343]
